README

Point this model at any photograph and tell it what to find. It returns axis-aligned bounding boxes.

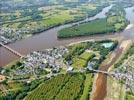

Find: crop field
[72,57,87,68]
[1,2,108,44]
[72,52,95,69]
[58,18,115,38]
[39,11,74,27]
[1,3,100,30]
[7,81,24,90]
[79,52,95,61]
[25,73,93,100]
[80,74,93,100]
[58,5,128,38]
[126,94,134,100]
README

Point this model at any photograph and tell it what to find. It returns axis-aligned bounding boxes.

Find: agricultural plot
[58,18,115,38]
[126,94,134,100]
[58,4,128,38]
[1,1,109,44]
[72,52,95,69]
[39,11,74,27]
[80,74,93,100]
[72,57,87,68]
[25,73,92,100]
[79,52,95,61]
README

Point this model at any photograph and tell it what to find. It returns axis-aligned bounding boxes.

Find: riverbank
[90,40,132,100]
[0,3,109,45]
[0,6,134,67]
[58,4,128,38]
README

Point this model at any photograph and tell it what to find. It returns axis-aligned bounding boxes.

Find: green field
[72,57,87,68]
[58,4,128,38]
[126,94,134,100]
[25,73,93,100]
[25,73,90,100]
[79,52,95,61]
[80,74,93,100]
[72,52,95,69]
[39,11,74,27]
[58,18,115,38]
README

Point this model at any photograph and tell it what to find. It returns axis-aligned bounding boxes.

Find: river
[0,6,134,67]
[0,5,134,100]
[90,6,134,100]
[0,5,113,66]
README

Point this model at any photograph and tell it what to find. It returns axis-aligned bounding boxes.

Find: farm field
[126,94,134,100]
[25,73,93,100]
[0,0,109,44]
[58,15,127,38]
[80,73,93,100]
[58,4,128,38]
[0,39,118,99]
[72,52,95,69]
[58,18,113,38]
[0,0,134,100]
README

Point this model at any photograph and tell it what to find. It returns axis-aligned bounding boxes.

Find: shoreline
[90,39,133,100]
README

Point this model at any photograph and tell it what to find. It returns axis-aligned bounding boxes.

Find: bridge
[88,68,134,94]
[0,42,24,58]
[92,69,112,75]
[90,69,134,88]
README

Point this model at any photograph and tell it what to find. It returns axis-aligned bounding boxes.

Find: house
[87,61,94,70]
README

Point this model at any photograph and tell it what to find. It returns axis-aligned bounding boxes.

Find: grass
[72,57,87,69]
[7,81,24,90]
[126,94,134,100]
[80,73,93,100]
[79,52,95,60]
[58,18,115,38]
[72,51,95,69]
[39,11,74,26]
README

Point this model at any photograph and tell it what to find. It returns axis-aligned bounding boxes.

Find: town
[0,0,134,100]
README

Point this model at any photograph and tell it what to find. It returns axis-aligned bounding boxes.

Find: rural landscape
[0,0,134,100]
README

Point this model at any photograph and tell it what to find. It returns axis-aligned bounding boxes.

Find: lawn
[72,57,87,69]
[58,18,115,38]
[71,52,95,69]
[79,52,95,60]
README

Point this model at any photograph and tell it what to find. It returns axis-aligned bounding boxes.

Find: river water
[0,5,134,100]
[0,6,134,67]
[0,5,112,66]
[91,6,134,100]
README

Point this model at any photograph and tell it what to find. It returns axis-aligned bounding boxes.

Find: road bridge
[0,42,24,58]
[91,69,134,83]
